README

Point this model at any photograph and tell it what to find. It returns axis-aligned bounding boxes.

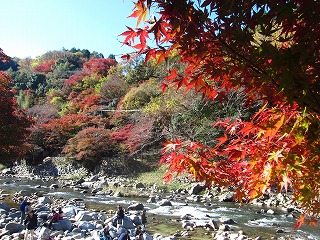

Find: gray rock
[127,203,144,211]
[114,216,136,229]
[18,190,31,196]
[219,192,235,202]
[75,211,94,221]
[158,199,172,206]
[88,175,99,181]
[266,209,275,215]
[182,221,195,228]
[188,183,204,195]
[37,226,51,240]
[135,182,145,188]
[49,184,59,189]
[0,202,10,212]
[147,196,156,203]
[52,219,72,231]
[37,205,50,212]
[91,188,103,194]
[220,217,236,224]
[5,222,24,234]
[75,178,85,185]
[219,224,231,231]
[78,221,95,230]
[38,196,52,205]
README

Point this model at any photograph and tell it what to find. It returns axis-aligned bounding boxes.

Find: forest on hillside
[1,0,320,226]
[0,48,254,172]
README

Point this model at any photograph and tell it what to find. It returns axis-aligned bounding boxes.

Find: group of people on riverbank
[20,199,148,240]
[103,205,148,240]
[20,197,37,240]
[19,197,64,240]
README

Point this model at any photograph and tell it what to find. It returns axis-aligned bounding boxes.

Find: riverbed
[0,177,319,239]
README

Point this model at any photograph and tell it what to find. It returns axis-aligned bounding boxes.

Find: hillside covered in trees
[0,47,252,174]
[2,0,319,227]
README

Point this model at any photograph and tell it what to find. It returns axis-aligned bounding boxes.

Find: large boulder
[75,211,95,221]
[38,196,52,205]
[37,226,51,240]
[127,203,144,211]
[0,202,10,212]
[52,219,72,231]
[78,221,95,230]
[188,183,204,195]
[118,216,135,229]
[18,190,31,196]
[5,222,24,234]
[62,205,84,218]
[158,199,172,206]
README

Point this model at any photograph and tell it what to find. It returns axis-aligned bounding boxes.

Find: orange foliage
[123,0,320,224]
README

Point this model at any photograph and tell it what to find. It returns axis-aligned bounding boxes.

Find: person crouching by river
[49,209,63,229]
[24,210,38,240]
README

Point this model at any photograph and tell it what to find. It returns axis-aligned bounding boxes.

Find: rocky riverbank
[0,158,310,240]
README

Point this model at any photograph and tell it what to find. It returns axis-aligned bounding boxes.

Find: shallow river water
[0,177,319,239]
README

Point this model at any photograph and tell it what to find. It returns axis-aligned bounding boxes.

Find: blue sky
[0,0,139,59]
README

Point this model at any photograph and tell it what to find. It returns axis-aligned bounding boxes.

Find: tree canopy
[0,51,34,163]
[121,0,320,226]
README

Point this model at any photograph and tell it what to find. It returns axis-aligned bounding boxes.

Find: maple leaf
[261,114,285,141]
[121,54,131,61]
[119,26,137,46]
[128,0,148,27]
[295,214,305,229]
[160,83,168,93]
[268,149,284,162]
[161,139,182,153]
[280,173,292,193]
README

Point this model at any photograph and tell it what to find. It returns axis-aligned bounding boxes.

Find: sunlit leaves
[124,0,320,226]
[128,0,148,26]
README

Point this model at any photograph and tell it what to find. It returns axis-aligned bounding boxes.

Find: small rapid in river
[0,177,319,239]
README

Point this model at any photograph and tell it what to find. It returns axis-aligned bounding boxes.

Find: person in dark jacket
[24,210,38,240]
[20,197,30,224]
[112,205,125,226]
[141,210,147,227]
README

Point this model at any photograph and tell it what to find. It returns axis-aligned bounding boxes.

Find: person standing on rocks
[20,197,30,224]
[141,210,147,228]
[24,210,38,240]
[113,205,125,226]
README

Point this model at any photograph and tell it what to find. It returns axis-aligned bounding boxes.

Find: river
[0,177,319,239]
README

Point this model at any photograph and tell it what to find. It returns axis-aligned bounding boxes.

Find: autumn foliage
[62,127,119,169]
[121,0,320,225]
[0,52,34,162]
[83,58,117,77]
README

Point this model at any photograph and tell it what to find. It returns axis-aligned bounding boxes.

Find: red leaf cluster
[123,0,320,225]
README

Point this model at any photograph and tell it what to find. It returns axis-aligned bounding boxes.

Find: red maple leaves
[121,0,320,226]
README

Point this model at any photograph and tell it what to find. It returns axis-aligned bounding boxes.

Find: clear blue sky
[0,0,138,59]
